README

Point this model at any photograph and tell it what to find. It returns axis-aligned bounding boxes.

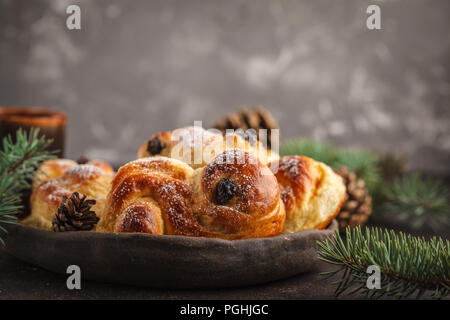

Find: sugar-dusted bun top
[103,150,286,239]
[200,149,280,216]
[33,162,114,206]
[23,159,115,231]
[269,156,346,232]
[137,126,279,168]
[190,149,285,239]
[102,156,196,235]
[33,158,114,190]
[33,159,77,189]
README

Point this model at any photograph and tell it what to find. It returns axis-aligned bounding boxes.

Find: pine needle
[280,138,337,164]
[317,226,450,299]
[333,148,380,193]
[280,137,381,193]
[381,174,450,232]
[0,128,55,244]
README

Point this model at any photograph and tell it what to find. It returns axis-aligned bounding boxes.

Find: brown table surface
[0,244,364,300]
[0,221,447,300]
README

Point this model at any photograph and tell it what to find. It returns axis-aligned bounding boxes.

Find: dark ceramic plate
[4,220,337,288]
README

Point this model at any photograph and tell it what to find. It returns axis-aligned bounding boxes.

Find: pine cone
[378,152,408,181]
[52,192,99,232]
[335,166,372,233]
[211,106,279,148]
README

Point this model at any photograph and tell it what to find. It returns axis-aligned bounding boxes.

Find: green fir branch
[381,174,450,232]
[334,148,380,193]
[0,128,55,244]
[280,138,337,164]
[280,137,381,192]
[317,226,450,299]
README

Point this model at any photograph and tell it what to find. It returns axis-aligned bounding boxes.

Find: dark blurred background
[0,0,449,173]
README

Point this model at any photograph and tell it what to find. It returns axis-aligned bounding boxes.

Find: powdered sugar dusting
[45,159,76,167]
[172,126,220,150]
[107,147,282,238]
[279,156,301,178]
[38,179,72,204]
[64,164,103,180]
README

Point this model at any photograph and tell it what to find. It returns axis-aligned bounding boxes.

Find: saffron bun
[21,159,114,231]
[100,149,285,239]
[269,156,346,232]
[137,126,279,168]
[32,159,77,189]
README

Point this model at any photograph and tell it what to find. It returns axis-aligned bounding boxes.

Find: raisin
[147,137,164,155]
[76,155,89,164]
[215,178,237,205]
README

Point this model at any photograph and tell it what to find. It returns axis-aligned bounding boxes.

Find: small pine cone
[335,166,372,233]
[211,106,279,148]
[378,152,408,181]
[52,192,99,232]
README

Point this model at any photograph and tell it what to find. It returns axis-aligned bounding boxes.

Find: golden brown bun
[21,159,114,230]
[32,159,77,189]
[137,126,279,168]
[269,156,346,232]
[101,150,285,239]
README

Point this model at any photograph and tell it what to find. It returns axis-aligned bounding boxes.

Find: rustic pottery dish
[4,220,337,288]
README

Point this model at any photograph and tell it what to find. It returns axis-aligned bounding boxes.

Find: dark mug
[0,107,67,158]
[0,107,67,219]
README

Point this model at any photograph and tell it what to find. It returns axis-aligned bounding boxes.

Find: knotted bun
[32,159,78,189]
[98,157,196,234]
[22,159,114,230]
[191,149,285,239]
[102,150,285,239]
[269,156,346,232]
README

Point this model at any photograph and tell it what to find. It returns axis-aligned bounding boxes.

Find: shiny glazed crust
[21,159,114,230]
[101,150,285,239]
[22,137,344,238]
[269,156,346,232]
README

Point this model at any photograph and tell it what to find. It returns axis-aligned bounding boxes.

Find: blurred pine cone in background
[211,106,279,148]
[377,152,408,181]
